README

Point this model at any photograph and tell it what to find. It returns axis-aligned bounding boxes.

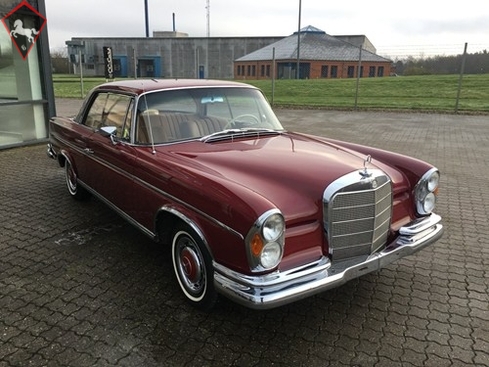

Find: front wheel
[65,159,90,201]
[172,225,217,311]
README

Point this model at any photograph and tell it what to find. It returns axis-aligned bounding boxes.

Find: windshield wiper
[200,128,281,143]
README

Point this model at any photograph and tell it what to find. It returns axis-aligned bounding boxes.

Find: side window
[84,93,133,140]
[121,99,134,141]
[85,94,107,129]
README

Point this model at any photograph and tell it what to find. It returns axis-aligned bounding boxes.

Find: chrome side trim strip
[140,176,244,240]
[79,180,156,240]
[51,135,244,240]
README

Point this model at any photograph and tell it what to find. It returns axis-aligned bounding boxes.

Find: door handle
[84,148,94,154]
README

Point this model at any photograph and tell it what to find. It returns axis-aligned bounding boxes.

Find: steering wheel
[224,114,260,129]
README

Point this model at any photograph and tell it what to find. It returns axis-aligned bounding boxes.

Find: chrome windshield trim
[200,128,282,143]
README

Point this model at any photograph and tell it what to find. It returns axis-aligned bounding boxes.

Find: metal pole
[206,0,210,38]
[455,42,468,113]
[354,46,362,109]
[78,48,84,97]
[272,47,276,106]
[133,48,138,78]
[144,0,149,37]
[296,0,302,79]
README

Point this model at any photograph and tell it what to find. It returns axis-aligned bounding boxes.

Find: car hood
[169,132,402,223]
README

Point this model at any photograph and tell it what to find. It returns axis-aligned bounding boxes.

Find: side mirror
[99,126,117,136]
[99,126,119,145]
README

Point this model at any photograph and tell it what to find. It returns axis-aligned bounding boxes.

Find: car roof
[94,79,256,95]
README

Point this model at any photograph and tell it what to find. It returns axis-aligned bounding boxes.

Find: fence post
[354,46,362,109]
[271,47,276,106]
[455,42,468,113]
[78,48,84,98]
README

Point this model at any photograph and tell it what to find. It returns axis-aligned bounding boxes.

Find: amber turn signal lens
[251,233,264,257]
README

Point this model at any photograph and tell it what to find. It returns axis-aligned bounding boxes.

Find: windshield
[134,87,284,145]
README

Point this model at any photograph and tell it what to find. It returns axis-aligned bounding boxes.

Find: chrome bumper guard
[47,143,57,160]
[214,213,443,310]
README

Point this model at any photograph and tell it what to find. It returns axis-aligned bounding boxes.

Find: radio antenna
[206,0,210,37]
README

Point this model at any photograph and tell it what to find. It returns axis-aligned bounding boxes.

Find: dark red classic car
[47,79,443,310]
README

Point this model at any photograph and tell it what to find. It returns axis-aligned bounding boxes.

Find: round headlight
[415,168,440,215]
[260,242,282,269]
[427,171,440,192]
[246,209,286,272]
[423,192,436,213]
[262,213,285,241]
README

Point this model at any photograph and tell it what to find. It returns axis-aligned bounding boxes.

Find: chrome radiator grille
[323,170,392,261]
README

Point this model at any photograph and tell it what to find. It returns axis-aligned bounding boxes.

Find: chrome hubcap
[180,247,202,284]
[175,236,205,296]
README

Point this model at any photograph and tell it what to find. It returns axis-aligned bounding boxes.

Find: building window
[261,65,265,77]
[369,66,375,77]
[321,65,328,78]
[247,65,251,76]
[251,65,256,77]
[0,26,48,147]
[347,66,355,78]
[331,66,338,78]
[266,65,271,77]
[377,66,384,77]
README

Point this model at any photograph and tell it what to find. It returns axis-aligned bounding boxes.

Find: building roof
[235,26,391,63]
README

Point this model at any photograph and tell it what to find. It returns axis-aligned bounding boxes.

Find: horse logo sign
[1,1,47,60]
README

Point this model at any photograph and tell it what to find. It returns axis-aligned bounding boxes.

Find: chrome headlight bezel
[414,168,440,215]
[245,209,285,272]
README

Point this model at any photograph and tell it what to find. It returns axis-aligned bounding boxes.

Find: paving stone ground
[0,100,488,366]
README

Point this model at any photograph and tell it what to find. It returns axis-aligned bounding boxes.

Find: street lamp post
[296,0,302,79]
[144,0,149,37]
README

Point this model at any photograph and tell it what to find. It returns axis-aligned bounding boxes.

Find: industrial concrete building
[67,33,283,79]
[66,26,391,80]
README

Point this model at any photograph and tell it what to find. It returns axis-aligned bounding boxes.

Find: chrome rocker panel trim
[214,213,443,310]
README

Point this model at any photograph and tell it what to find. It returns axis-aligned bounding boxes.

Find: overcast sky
[44,0,489,58]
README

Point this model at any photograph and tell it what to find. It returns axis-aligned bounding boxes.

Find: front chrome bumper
[214,213,443,310]
[47,143,57,160]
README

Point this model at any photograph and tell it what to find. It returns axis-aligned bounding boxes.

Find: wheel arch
[155,206,213,257]
[58,149,78,170]
[57,150,68,167]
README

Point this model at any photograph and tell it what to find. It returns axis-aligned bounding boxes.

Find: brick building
[234,26,392,79]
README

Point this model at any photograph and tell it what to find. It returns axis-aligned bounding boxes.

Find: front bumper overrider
[214,213,443,310]
[47,143,57,160]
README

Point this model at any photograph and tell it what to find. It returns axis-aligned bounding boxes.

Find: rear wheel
[65,159,90,201]
[172,225,217,310]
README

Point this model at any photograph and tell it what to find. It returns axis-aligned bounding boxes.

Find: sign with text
[103,46,114,79]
